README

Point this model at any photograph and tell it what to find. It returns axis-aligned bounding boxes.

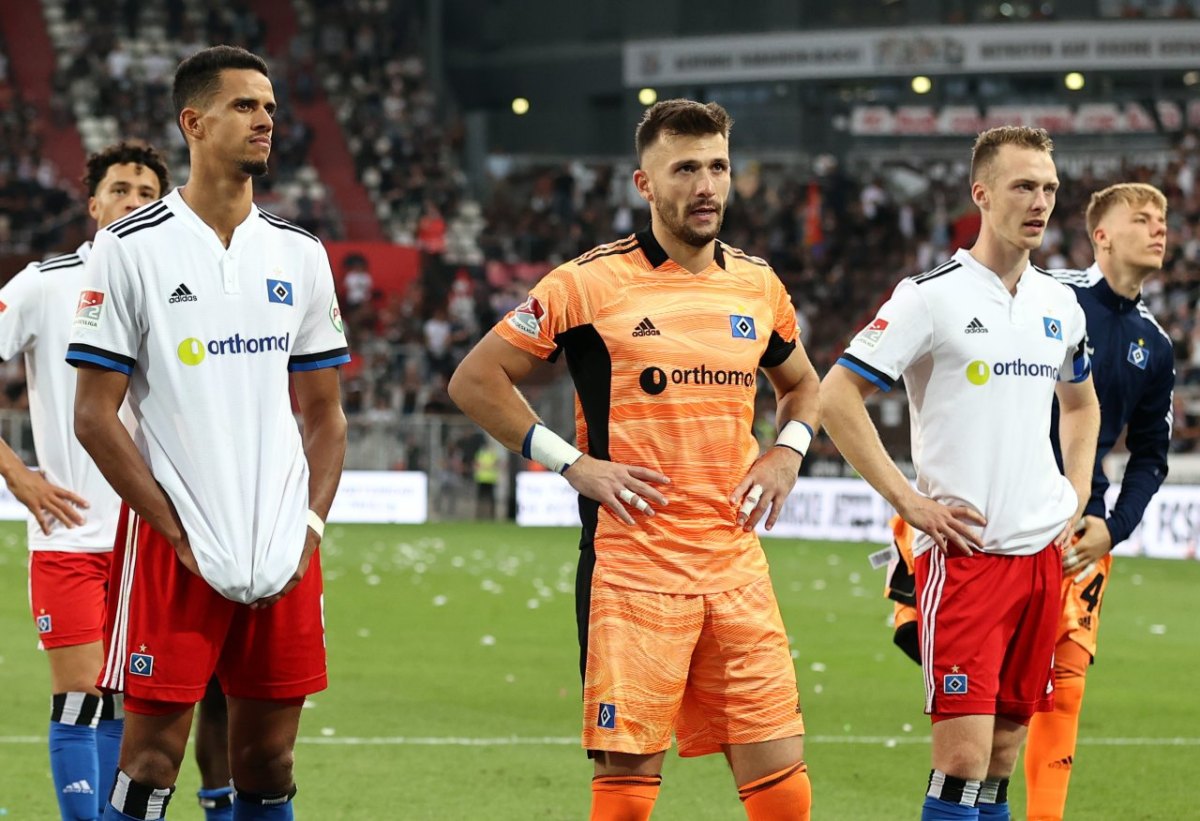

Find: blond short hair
[970,126,1054,184]
[1085,182,1168,239]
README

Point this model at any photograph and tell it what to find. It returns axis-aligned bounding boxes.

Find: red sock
[1025,641,1089,821]
[590,774,661,821]
[738,761,811,821]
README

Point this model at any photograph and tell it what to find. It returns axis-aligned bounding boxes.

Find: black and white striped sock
[927,769,981,806]
[109,770,174,820]
[50,692,102,728]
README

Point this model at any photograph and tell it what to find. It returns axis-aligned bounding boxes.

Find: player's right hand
[563,455,670,526]
[7,469,88,535]
[897,494,986,556]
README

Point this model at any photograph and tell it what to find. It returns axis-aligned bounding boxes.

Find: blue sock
[96,717,123,814]
[199,786,235,821]
[49,692,103,820]
[922,796,980,819]
[978,777,1010,820]
[924,770,980,820]
[233,785,297,820]
[101,807,141,821]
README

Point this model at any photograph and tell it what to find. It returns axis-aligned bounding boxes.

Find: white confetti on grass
[1150,624,1167,635]
[1131,574,1144,585]
[848,572,862,584]
[480,635,496,646]
[321,727,335,737]
[811,579,827,591]
[526,599,540,609]
[356,628,370,638]
[902,723,913,733]
[366,575,381,586]
[810,662,826,673]
[813,684,824,694]
[432,595,447,607]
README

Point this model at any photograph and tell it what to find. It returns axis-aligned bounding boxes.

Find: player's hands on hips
[253,527,320,608]
[897,493,986,556]
[563,455,670,526]
[7,469,88,535]
[1062,514,1111,581]
[730,446,803,532]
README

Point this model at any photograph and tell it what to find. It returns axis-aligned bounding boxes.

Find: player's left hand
[1063,514,1111,580]
[252,527,320,608]
[730,446,803,532]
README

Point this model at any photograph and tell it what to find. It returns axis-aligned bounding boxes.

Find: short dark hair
[635,99,733,163]
[81,141,170,197]
[172,45,269,117]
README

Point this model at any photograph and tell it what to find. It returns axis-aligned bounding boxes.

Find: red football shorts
[916,545,1061,719]
[100,505,327,705]
[29,550,113,649]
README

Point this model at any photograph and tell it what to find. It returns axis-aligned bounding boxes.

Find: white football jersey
[67,190,349,602]
[839,248,1091,557]
[0,243,123,552]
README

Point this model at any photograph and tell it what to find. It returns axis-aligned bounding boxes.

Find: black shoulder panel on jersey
[258,211,319,243]
[112,211,176,239]
[760,330,796,369]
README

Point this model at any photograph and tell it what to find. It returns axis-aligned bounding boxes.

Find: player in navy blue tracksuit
[1025,182,1175,821]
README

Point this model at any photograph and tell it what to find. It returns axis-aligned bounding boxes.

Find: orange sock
[590,774,661,821]
[738,761,811,821]
[1025,641,1089,821]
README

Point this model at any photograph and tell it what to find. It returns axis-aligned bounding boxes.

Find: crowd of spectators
[0,38,79,256]
[296,0,468,246]
[51,0,339,237]
[2,3,1198,471]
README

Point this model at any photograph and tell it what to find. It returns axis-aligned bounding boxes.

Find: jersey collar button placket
[221,254,240,294]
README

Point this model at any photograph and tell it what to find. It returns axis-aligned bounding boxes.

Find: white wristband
[522,423,583,475]
[774,420,813,458]
[307,509,325,540]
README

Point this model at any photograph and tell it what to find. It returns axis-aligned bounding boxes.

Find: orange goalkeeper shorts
[581,573,805,758]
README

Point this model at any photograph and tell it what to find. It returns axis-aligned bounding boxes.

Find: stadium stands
[0,0,1197,489]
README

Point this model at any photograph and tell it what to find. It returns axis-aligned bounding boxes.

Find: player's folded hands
[563,455,670,525]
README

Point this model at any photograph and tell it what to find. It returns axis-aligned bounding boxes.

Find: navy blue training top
[1046,265,1175,545]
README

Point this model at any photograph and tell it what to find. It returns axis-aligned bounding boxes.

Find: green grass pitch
[1,521,1196,819]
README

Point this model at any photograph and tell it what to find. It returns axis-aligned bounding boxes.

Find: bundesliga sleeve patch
[508,294,545,338]
[74,290,105,329]
[854,317,889,349]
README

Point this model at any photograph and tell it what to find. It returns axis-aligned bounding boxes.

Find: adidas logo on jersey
[632,318,661,337]
[169,283,198,304]
[62,780,94,794]
[964,317,988,334]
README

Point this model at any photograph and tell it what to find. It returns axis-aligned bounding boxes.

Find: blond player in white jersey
[821,126,1099,821]
[0,142,166,820]
[68,47,348,821]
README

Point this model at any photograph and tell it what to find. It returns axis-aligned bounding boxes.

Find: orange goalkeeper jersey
[494,229,800,594]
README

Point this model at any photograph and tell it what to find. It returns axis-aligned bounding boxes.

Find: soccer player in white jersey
[67,46,349,821]
[821,126,1100,821]
[0,141,166,821]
